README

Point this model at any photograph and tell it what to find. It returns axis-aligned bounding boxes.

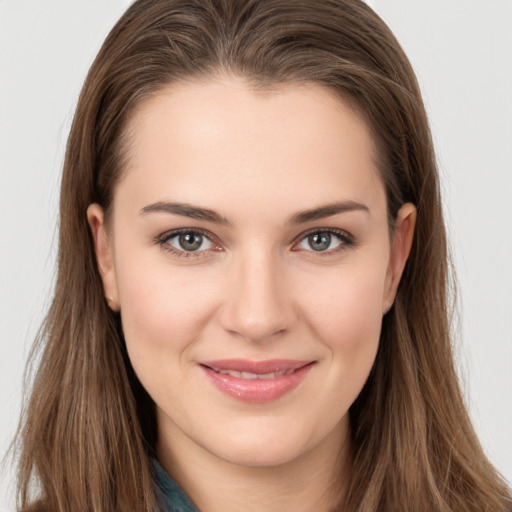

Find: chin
[199,418,338,469]
[210,439,310,468]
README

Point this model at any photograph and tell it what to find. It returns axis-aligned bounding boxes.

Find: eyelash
[293,228,355,255]
[155,227,355,259]
[155,228,219,259]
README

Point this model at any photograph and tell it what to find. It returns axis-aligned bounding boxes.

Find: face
[88,75,415,471]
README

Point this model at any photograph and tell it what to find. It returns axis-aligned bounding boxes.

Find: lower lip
[200,363,314,403]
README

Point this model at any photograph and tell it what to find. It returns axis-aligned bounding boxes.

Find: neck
[157,419,352,512]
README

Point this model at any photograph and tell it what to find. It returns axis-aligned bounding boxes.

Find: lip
[199,359,315,403]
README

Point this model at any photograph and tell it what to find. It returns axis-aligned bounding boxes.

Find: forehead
[116,75,385,220]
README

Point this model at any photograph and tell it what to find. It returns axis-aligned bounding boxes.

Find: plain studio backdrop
[0,1,511,510]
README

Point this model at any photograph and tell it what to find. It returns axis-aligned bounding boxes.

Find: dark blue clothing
[153,459,198,512]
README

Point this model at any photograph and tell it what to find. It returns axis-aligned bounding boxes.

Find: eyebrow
[287,201,370,225]
[140,201,233,226]
[140,200,369,226]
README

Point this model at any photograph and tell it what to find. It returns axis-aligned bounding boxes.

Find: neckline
[152,458,198,512]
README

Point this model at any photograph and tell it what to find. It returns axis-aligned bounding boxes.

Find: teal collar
[152,459,198,512]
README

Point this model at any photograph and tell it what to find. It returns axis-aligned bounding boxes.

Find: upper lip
[200,359,313,374]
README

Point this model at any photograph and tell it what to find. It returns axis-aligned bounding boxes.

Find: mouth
[199,359,315,403]
[208,368,297,379]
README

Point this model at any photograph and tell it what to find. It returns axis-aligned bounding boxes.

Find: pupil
[179,233,202,251]
[309,233,330,251]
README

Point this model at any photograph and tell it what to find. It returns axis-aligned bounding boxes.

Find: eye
[157,229,218,257]
[295,229,352,253]
[170,231,212,252]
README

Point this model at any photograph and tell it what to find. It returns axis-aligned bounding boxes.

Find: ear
[87,204,120,312]
[382,203,416,314]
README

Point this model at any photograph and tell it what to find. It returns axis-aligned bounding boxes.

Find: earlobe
[382,203,417,314]
[87,204,120,312]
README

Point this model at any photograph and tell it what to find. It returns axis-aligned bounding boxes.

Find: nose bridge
[220,247,294,342]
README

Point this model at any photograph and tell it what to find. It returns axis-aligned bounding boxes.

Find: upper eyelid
[298,227,351,237]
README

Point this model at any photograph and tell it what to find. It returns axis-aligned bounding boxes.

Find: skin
[88,75,416,512]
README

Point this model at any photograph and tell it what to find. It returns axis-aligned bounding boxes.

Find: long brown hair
[14,1,511,511]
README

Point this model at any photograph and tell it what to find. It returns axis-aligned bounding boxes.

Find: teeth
[257,372,276,380]
[241,371,258,379]
[213,368,293,379]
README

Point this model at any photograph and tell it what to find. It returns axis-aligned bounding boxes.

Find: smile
[210,368,296,379]
[199,359,315,403]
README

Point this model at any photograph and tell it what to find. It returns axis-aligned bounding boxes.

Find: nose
[219,250,296,343]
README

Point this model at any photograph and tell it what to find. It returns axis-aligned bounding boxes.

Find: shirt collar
[152,458,198,512]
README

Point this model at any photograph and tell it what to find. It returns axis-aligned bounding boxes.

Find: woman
[12,0,511,511]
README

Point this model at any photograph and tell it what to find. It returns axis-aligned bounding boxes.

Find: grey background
[1,1,511,509]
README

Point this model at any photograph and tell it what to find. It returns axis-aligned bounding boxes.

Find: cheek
[304,258,386,330]
[299,258,387,370]
[114,253,220,373]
